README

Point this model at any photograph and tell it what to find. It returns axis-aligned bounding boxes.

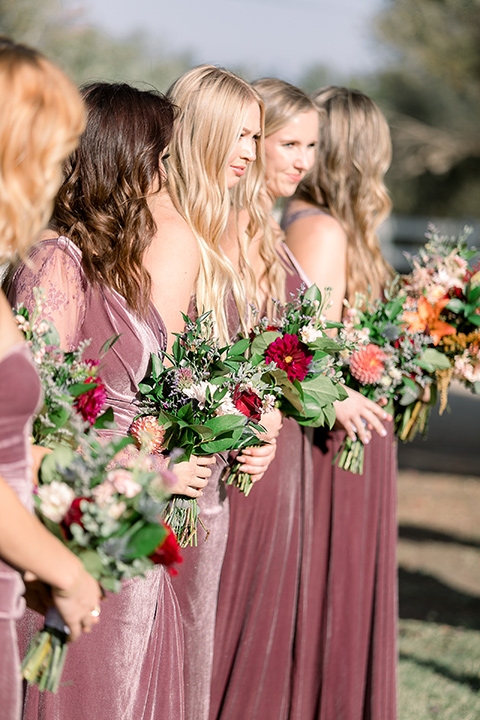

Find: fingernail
[381,429,387,437]
[363,437,370,445]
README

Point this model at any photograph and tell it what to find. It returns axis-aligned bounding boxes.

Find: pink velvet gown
[9,236,185,720]
[282,208,398,720]
[209,254,315,720]
[0,342,42,720]
[171,297,239,720]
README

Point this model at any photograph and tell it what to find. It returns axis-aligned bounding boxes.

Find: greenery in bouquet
[134,312,274,543]
[335,279,451,473]
[22,434,180,693]
[246,283,348,429]
[402,225,480,412]
[14,288,113,448]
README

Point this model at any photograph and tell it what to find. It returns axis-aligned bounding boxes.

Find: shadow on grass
[398,567,480,630]
[399,523,480,550]
[398,652,480,694]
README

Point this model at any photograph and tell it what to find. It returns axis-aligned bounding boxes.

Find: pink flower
[106,469,142,498]
[265,333,313,382]
[349,344,387,385]
[74,377,107,425]
[130,416,166,454]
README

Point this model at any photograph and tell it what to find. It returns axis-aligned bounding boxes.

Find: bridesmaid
[210,78,320,720]
[144,65,279,720]
[0,38,100,720]
[283,86,397,720]
[8,82,208,720]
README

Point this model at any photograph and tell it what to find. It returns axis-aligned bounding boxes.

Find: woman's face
[264,109,319,199]
[225,100,262,189]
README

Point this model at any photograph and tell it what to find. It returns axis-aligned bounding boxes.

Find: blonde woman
[283,87,397,720]
[144,65,279,720]
[0,38,101,720]
[211,78,321,720]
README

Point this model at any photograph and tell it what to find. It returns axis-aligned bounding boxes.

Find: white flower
[380,375,393,388]
[107,501,127,520]
[389,368,403,382]
[182,380,217,409]
[300,323,324,344]
[262,394,277,413]
[215,394,240,416]
[38,481,76,523]
[106,469,142,498]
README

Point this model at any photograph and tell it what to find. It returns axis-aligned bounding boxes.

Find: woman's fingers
[237,441,277,477]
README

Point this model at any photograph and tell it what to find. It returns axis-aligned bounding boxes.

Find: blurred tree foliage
[373,0,480,217]
[0,0,191,91]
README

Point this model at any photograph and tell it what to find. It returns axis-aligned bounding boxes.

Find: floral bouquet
[133,312,274,543]
[15,288,113,448]
[21,434,180,693]
[402,225,480,413]
[335,278,452,472]
[245,284,348,428]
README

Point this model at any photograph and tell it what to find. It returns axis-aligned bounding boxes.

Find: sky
[77,0,389,83]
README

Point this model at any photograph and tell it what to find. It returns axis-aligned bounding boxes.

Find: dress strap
[280,206,327,231]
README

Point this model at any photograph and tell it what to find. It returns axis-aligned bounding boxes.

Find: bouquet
[14,288,113,448]
[335,280,451,472]
[244,283,348,428]
[133,312,274,543]
[21,434,180,693]
[402,225,480,412]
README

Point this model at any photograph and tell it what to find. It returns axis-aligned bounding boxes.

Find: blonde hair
[252,78,318,313]
[0,37,85,263]
[167,65,267,343]
[297,86,393,305]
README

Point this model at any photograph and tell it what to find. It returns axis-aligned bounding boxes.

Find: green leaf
[303,283,322,304]
[203,414,247,434]
[309,337,343,354]
[250,331,282,355]
[474,381,480,395]
[39,444,76,483]
[93,406,115,429]
[446,298,467,313]
[124,524,167,559]
[100,333,121,356]
[467,313,480,327]
[68,381,98,398]
[229,338,250,355]
[417,348,452,371]
[78,549,105,579]
[301,374,343,405]
[467,285,480,303]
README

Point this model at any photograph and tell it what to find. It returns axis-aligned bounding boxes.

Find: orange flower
[403,297,456,346]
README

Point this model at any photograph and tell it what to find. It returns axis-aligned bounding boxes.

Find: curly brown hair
[52,82,176,316]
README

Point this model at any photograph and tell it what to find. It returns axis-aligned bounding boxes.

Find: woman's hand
[334,387,392,444]
[31,445,52,486]
[51,566,102,642]
[237,439,277,484]
[170,455,215,498]
[257,407,283,443]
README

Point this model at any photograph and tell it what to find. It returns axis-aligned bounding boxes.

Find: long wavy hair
[296,86,393,305]
[0,37,84,263]
[252,78,318,311]
[52,82,176,316]
[166,65,268,343]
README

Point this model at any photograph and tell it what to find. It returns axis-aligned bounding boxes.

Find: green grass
[399,619,480,720]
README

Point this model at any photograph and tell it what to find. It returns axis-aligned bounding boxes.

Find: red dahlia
[265,333,312,382]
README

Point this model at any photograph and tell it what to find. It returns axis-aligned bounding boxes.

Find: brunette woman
[284,86,397,720]
[8,82,208,720]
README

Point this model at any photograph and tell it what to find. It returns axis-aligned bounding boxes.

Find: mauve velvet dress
[282,207,398,720]
[170,296,239,720]
[9,237,185,720]
[209,254,315,720]
[0,343,42,720]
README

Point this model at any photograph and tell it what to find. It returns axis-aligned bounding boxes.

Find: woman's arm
[0,476,100,640]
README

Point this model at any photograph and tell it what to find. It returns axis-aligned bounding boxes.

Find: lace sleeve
[9,238,87,351]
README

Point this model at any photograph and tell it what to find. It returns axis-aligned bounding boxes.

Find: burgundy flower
[265,333,313,382]
[74,376,107,425]
[233,386,263,421]
[149,524,183,576]
[61,497,91,537]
